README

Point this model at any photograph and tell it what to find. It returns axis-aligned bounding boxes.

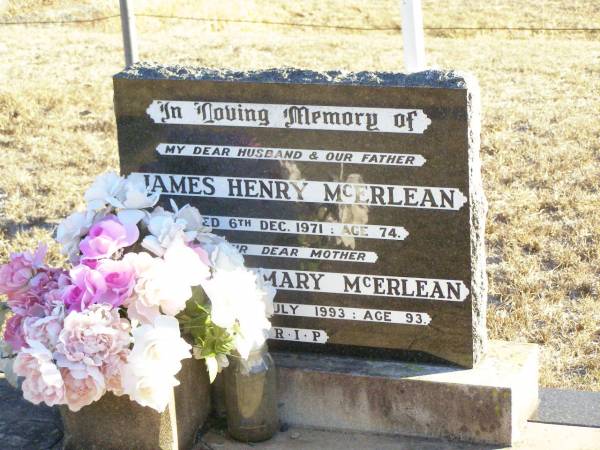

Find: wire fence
[0,13,598,33]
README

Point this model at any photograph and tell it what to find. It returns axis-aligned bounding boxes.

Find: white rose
[147,239,208,317]
[234,294,272,360]
[84,171,124,211]
[122,315,191,412]
[226,270,273,359]
[124,252,183,321]
[256,272,276,317]
[129,316,190,367]
[125,298,161,327]
[121,368,178,412]
[163,237,210,287]
[149,273,193,317]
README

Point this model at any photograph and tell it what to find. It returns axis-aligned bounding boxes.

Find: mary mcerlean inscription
[114,64,487,367]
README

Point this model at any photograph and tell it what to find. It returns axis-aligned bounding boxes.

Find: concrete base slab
[533,388,600,427]
[197,422,600,450]
[271,340,539,446]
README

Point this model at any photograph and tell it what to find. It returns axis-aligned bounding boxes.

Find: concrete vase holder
[60,357,211,450]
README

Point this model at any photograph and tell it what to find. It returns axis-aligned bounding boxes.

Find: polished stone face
[114,64,486,367]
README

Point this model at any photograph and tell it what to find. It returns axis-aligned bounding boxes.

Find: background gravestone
[114,63,486,368]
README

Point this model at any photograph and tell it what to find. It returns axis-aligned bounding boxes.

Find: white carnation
[141,207,197,257]
[84,171,124,211]
[116,174,160,225]
[170,200,211,234]
[210,240,245,272]
[121,174,160,209]
[83,172,158,224]
[56,210,96,262]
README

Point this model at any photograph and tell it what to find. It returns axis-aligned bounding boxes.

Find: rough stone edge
[114,62,467,89]
[511,344,540,443]
[274,356,514,445]
[462,72,488,364]
[273,351,459,380]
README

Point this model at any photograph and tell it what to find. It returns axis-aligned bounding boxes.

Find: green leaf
[0,306,8,329]
[178,295,235,366]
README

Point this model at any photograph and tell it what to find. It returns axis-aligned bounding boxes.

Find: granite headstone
[114,63,487,367]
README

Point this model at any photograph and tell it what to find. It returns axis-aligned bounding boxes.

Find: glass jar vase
[224,345,278,442]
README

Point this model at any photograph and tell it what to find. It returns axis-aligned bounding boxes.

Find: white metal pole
[119,0,139,67]
[401,0,426,72]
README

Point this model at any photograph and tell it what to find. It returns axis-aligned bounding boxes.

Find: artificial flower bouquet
[0,172,275,413]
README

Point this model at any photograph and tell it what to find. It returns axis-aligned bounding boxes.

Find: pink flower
[0,244,47,296]
[43,273,71,306]
[4,314,26,352]
[79,215,138,261]
[96,259,136,308]
[102,352,130,396]
[55,304,131,368]
[23,305,65,351]
[60,363,105,412]
[8,268,69,316]
[61,265,107,312]
[32,268,69,311]
[13,340,65,407]
[29,269,59,293]
[7,290,48,317]
[80,259,98,269]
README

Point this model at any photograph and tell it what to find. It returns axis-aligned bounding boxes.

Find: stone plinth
[273,340,538,446]
[61,357,211,450]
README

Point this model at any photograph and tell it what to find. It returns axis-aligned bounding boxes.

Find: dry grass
[1,1,599,390]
